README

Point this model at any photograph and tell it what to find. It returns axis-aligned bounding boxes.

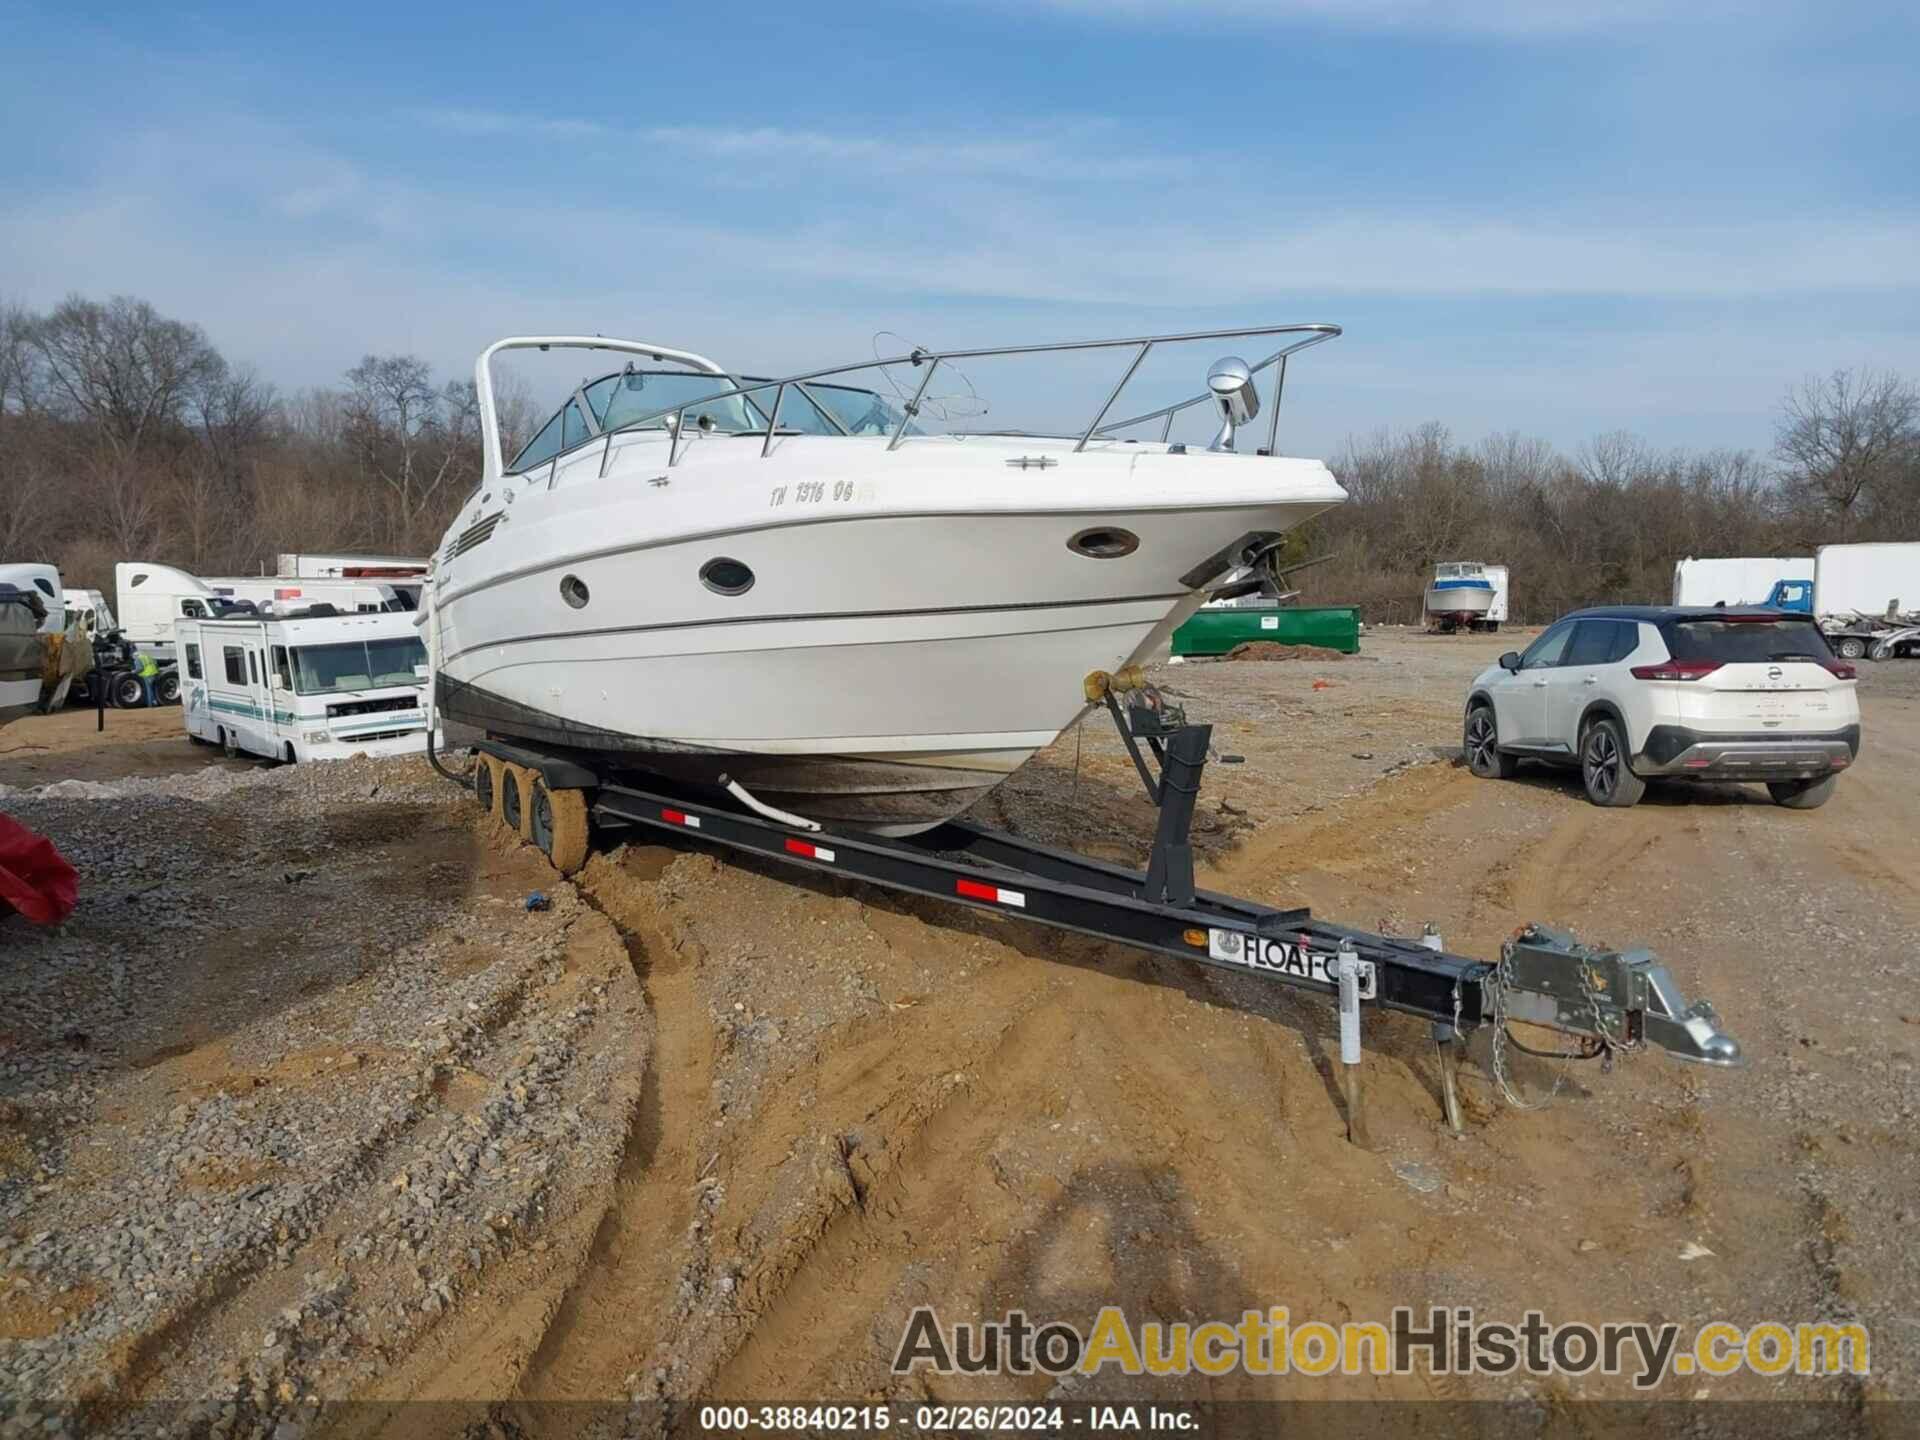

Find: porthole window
[560,574,590,609]
[700,557,755,596]
[1067,527,1139,559]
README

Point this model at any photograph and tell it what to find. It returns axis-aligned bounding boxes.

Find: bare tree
[0,302,37,416]
[343,354,458,546]
[26,295,226,463]
[1775,369,1920,522]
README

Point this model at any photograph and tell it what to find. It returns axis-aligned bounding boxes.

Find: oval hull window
[1067,526,1139,559]
[700,557,755,596]
[560,575,590,608]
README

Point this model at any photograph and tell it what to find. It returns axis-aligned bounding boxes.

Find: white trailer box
[1672,556,1814,608]
[205,574,421,614]
[119,561,424,663]
[176,608,432,763]
[276,553,430,581]
[1484,563,1510,624]
[1813,542,1920,619]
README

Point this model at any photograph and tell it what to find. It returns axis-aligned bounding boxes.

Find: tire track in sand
[506,848,716,1414]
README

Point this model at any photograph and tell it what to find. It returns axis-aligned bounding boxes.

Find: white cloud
[4,107,1915,455]
[413,110,1170,182]
[414,107,609,140]
[1005,0,1756,36]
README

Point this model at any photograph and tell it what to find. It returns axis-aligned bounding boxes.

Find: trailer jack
[457,691,1742,1141]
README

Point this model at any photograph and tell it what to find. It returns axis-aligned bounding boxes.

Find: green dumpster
[1170,604,1361,657]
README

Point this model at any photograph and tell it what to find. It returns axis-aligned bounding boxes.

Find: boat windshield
[291,637,427,694]
[507,369,918,473]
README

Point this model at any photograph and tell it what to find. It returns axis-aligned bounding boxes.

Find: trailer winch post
[1143,722,1208,907]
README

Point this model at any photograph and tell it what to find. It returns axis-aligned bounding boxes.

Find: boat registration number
[1205,929,1377,998]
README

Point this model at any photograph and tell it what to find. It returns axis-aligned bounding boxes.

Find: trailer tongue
[444,674,1741,1136]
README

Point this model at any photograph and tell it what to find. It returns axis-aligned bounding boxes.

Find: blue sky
[2,0,1916,455]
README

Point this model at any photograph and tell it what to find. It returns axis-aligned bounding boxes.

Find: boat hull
[1424,583,1494,622]
[431,434,1344,832]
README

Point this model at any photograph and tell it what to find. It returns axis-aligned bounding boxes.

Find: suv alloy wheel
[1580,717,1646,808]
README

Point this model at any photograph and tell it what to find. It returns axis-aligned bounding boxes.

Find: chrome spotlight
[1206,356,1259,451]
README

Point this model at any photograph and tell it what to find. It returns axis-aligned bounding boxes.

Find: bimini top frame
[473,323,1343,486]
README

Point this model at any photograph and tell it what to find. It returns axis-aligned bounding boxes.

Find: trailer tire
[1869,641,1893,662]
[1835,636,1867,660]
[501,763,532,840]
[474,754,500,817]
[111,672,146,708]
[158,672,181,705]
[533,779,592,876]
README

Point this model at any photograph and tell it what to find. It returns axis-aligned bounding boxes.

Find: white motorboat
[1425,561,1496,630]
[427,324,1348,833]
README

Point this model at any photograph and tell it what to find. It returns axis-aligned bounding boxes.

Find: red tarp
[0,814,78,926]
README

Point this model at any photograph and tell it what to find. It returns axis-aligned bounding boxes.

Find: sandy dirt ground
[0,705,249,789]
[2,632,1916,1436]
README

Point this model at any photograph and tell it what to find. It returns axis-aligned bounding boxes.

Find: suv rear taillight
[1823,659,1857,680]
[1631,659,1723,681]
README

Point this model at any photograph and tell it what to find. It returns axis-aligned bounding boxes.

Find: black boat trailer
[441,674,1741,1141]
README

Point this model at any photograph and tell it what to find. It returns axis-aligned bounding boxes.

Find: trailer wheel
[158,672,181,705]
[474,755,500,817]
[1834,636,1867,660]
[1869,641,1893,662]
[111,672,146,708]
[501,763,529,838]
[532,778,592,876]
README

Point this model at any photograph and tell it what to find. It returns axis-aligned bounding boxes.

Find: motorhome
[176,608,433,763]
[117,561,421,663]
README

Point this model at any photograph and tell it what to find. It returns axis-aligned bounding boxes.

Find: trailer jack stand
[1337,942,1374,1149]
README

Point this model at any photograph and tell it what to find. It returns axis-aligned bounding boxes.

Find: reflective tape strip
[784,838,836,862]
[661,808,701,829]
[956,878,1025,908]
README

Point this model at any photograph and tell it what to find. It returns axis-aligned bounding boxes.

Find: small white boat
[428,323,1348,833]
[1425,561,1496,631]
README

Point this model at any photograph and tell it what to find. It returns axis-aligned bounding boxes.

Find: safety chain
[1487,933,1646,1108]
[1488,937,1568,1110]
[1581,953,1642,1072]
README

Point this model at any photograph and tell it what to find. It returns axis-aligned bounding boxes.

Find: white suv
[1463,607,1861,809]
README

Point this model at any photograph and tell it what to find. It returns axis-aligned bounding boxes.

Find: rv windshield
[291,637,428,694]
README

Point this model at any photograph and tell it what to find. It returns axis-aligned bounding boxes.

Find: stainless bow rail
[486,323,1343,484]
